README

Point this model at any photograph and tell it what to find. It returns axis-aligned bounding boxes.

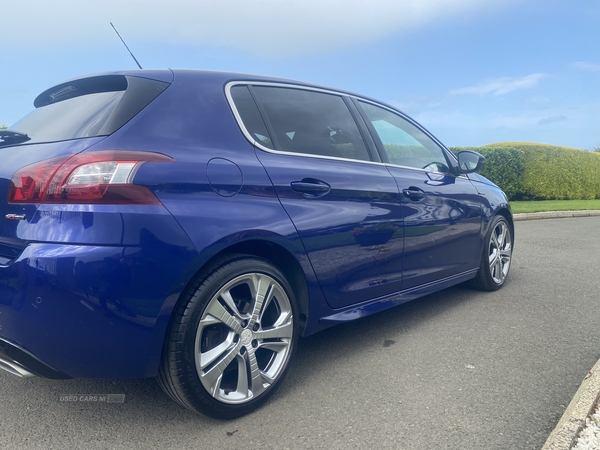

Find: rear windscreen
[9,75,169,146]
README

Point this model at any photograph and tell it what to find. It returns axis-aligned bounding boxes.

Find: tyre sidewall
[473,215,512,291]
[167,256,299,419]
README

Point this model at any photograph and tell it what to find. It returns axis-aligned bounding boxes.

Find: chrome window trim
[384,162,469,178]
[225,80,466,177]
[225,81,383,167]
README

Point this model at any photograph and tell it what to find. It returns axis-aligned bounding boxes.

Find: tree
[0,124,7,130]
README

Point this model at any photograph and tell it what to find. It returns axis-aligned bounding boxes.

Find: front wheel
[158,255,298,419]
[470,215,513,291]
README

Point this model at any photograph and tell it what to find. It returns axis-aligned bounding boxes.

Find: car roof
[172,68,344,91]
[40,69,418,136]
[55,68,380,105]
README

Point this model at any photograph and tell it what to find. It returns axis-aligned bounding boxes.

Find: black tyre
[158,254,298,419]
[470,215,513,291]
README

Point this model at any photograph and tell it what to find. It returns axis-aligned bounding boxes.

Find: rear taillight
[8,151,173,204]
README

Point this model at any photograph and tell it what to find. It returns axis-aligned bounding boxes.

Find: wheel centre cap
[241,329,253,346]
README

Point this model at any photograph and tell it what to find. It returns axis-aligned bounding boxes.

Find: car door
[227,83,404,309]
[355,99,483,289]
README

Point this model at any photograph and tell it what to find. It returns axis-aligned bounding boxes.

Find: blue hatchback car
[0,69,513,418]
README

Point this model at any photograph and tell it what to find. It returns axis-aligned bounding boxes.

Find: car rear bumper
[0,241,197,378]
[0,336,71,379]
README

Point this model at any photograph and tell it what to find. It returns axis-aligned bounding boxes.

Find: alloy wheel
[194,273,294,404]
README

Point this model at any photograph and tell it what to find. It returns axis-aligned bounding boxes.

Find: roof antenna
[110,22,143,69]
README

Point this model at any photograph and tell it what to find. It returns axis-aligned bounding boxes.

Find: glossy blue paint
[0,69,513,380]
[319,268,478,324]
[385,166,483,289]
[206,158,243,197]
[0,241,196,378]
[256,150,404,309]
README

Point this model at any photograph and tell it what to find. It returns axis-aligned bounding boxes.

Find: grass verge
[510,199,600,214]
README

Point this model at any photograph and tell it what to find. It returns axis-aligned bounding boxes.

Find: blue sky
[2,0,599,149]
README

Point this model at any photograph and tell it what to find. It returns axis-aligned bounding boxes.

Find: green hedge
[450,146,526,199]
[450,143,600,200]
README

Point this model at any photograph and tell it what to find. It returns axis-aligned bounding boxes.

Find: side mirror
[457,150,485,174]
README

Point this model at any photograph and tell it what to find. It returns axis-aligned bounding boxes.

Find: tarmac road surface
[0,216,599,450]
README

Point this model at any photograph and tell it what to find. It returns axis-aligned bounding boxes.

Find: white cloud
[538,115,567,126]
[413,108,574,131]
[572,61,600,72]
[391,95,442,114]
[449,73,547,96]
[410,107,589,147]
[2,0,518,59]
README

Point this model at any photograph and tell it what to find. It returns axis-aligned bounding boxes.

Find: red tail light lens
[8,151,173,204]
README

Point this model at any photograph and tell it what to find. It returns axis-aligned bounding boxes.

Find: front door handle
[291,179,331,197]
[402,187,426,200]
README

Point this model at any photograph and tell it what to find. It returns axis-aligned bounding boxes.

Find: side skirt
[317,269,479,326]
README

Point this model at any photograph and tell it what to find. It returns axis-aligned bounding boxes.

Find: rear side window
[10,75,169,146]
[229,85,274,149]
[230,84,372,162]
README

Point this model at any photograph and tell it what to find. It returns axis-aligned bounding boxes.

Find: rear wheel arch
[164,239,310,349]
[221,240,309,330]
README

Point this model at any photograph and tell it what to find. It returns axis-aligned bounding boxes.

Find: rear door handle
[402,187,426,200]
[291,179,331,197]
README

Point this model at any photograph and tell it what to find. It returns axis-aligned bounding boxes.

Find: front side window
[359,101,449,172]
[250,86,372,162]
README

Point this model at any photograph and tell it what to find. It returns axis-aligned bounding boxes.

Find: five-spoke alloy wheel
[158,255,298,419]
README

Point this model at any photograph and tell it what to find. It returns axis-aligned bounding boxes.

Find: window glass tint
[252,86,371,161]
[230,85,273,149]
[359,101,449,172]
[10,75,168,146]
[13,92,125,144]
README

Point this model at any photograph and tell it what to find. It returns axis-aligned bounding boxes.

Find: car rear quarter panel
[95,71,330,344]
[0,71,324,378]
